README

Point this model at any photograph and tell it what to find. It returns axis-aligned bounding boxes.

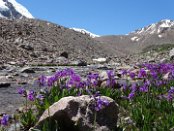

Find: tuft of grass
[142,43,174,53]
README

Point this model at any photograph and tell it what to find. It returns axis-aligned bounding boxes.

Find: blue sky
[17,0,174,35]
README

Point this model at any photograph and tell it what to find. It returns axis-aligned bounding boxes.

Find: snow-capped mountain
[131,19,174,36]
[96,19,174,54]
[0,0,33,19]
[71,28,100,38]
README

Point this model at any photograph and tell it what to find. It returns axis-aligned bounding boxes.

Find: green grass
[142,43,174,53]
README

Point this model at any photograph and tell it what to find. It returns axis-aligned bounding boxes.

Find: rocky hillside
[0,18,122,64]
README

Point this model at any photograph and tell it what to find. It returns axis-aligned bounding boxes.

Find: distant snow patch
[131,36,140,42]
[71,28,100,38]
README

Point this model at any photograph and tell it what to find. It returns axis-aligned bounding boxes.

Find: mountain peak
[158,19,174,27]
[131,19,174,35]
[0,0,33,19]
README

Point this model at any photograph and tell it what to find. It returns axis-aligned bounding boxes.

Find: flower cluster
[119,63,174,100]
[15,64,174,130]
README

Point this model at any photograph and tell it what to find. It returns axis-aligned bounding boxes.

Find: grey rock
[60,51,69,58]
[169,48,174,60]
[148,58,155,63]
[160,58,168,63]
[35,95,118,131]
[56,57,68,64]
[71,60,87,66]
[20,67,35,73]
[7,61,17,65]
[8,122,21,131]
[0,66,6,70]
[20,73,29,78]
[97,66,113,70]
[0,82,11,88]
[93,58,109,64]
[19,44,34,51]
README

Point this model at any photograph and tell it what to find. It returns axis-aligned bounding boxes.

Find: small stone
[71,60,87,66]
[60,51,68,58]
[169,48,174,60]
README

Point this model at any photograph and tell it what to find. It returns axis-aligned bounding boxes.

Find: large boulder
[34,95,119,131]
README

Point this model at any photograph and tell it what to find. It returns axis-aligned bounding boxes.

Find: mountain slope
[0,18,119,63]
[0,0,33,19]
[95,19,174,54]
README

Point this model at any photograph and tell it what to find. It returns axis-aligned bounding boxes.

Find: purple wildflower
[17,87,26,96]
[167,93,173,101]
[150,71,158,79]
[138,68,147,78]
[140,85,148,92]
[130,83,137,92]
[168,87,174,94]
[120,69,127,75]
[121,81,128,90]
[171,70,174,78]
[140,80,150,92]
[129,72,136,79]
[155,80,163,86]
[38,75,47,86]
[47,76,56,87]
[78,81,86,88]
[0,114,9,126]
[36,94,44,101]
[128,92,135,100]
[66,74,81,88]
[95,97,109,111]
[106,70,116,87]
[27,90,35,101]
[87,73,99,87]
[70,74,81,82]
[65,68,75,76]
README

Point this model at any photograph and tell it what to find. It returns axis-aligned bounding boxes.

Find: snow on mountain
[131,36,140,42]
[0,0,8,10]
[71,28,100,38]
[0,0,33,19]
[130,19,174,36]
